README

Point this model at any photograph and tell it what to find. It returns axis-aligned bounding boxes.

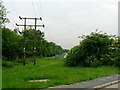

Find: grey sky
[4,0,119,49]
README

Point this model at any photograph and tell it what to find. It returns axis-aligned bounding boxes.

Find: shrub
[112,48,120,67]
[65,45,81,66]
[2,61,14,68]
[65,31,120,67]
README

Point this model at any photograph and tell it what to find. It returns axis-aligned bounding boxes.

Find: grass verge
[2,57,120,88]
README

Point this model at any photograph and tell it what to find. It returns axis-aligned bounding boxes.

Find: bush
[112,48,120,67]
[2,61,14,68]
[100,54,114,66]
[65,31,120,67]
[65,45,81,66]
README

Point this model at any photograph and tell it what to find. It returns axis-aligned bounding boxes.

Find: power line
[38,0,45,25]
[16,16,45,66]
[31,0,37,17]
[37,0,43,16]
[9,0,20,16]
[37,0,41,16]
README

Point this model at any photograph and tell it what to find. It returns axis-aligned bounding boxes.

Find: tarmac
[38,74,120,90]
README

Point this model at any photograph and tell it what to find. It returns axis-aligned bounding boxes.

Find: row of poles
[16,16,45,66]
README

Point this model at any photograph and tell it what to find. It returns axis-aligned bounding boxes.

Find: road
[99,83,119,90]
[105,83,119,88]
[49,74,120,88]
[38,74,120,90]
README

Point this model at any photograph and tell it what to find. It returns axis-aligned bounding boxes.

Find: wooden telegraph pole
[16,16,45,65]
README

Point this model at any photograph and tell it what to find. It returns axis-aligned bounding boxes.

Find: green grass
[2,57,120,88]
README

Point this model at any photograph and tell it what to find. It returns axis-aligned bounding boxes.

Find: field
[2,57,120,88]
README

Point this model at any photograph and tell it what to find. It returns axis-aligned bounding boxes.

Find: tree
[2,27,23,60]
[2,27,64,63]
[65,31,120,67]
[0,0,9,26]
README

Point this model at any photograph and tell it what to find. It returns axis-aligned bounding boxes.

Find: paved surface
[105,83,119,88]
[49,74,120,88]
[38,74,120,90]
[99,83,120,90]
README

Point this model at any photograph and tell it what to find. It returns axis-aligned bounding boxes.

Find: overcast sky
[3,0,119,49]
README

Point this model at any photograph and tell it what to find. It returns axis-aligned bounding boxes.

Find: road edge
[93,80,120,89]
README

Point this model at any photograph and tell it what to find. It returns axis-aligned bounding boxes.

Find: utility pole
[34,18,37,65]
[16,16,44,65]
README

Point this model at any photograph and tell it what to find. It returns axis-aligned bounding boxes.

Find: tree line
[2,27,64,61]
[0,0,66,63]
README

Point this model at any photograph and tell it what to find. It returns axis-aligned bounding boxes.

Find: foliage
[65,31,120,67]
[22,28,63,57]
[64,45,81,66]
[2,27,23,60]
[0,0,9,26]
[2,60,14,68]
[1,0,64,65]
[2,27,64,63]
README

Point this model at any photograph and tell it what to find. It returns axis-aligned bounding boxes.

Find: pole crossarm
[16,23,45,27]
[16,16,45,66]
[19,16,42,20]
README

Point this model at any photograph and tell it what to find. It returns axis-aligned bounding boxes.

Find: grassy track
[2,57,120,88]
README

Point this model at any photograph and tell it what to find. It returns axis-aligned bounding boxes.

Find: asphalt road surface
[38,74,120,90]
[99,83,120,90]
[49,74,120,88]
[105,83,119,88]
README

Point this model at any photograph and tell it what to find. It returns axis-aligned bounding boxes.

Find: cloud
[4,0,119,49]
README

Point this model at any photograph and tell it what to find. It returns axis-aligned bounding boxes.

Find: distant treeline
[2,27,67,61]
